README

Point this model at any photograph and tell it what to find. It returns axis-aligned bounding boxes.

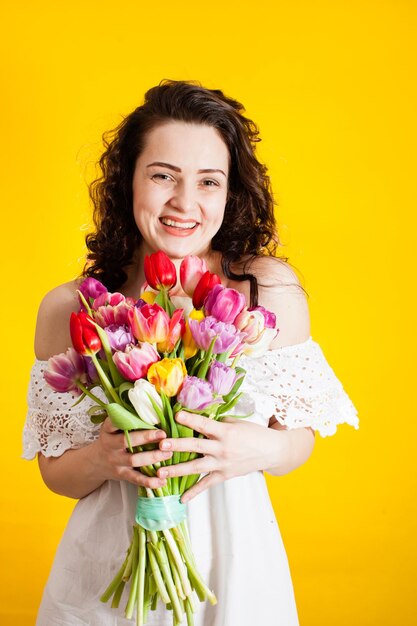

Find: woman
[23,79,359,625]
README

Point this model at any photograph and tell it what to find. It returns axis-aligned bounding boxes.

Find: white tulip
[128,379,163,426]
[242,327,278,358]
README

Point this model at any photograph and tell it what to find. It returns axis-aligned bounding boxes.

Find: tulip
[248,305,277,329]
[128,379,163,425]
[182,309,205,359]
[44,348,87,395]
[70,311,102,355]
[203,284,246,323]
[128,303,170,344]
[192,271,222,309]
[157,308,185,354]
[234,308,266,343]
[239,327,278,358]
[144,250,177,291]
[147,357,187,397]
[78,277,107,309]
[113,344,160,381]
[177,376,214,410]
[189,316,246,355]
[139,290,157,305]
[92,293,135,327]
[104,324,134,352]
[207,361,238,396]
[179,256,208,297]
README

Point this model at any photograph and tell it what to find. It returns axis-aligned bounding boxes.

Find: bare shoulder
[231,255,311,349]
[34,279,83,360]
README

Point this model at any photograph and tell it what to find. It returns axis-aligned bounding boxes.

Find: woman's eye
[202,179,219,187]
[152,173,172,182]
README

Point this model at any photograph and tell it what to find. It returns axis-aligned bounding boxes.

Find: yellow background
[1,1,416,624]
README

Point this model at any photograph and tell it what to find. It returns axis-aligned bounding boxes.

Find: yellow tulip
[139,290,157,304]
[183,309,205,359]
[147,358,187,397]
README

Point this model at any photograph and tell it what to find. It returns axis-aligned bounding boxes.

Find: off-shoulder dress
[23,336,359,626]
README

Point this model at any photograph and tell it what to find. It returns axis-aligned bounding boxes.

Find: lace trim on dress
[22,360,102,460]
[22,336,359,459]
[238,336,359,437]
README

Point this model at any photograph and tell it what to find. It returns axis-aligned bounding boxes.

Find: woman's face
[132,121,230,261]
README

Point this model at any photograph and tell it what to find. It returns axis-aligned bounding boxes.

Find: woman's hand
[155,411,284,503]
[93,418,174,489]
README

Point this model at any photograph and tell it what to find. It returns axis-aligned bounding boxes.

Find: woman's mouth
[159,217,199,234]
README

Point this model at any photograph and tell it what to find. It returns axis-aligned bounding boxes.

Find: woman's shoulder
[34,279,83,360]
[230,255,310,349]
[233,254,304,289]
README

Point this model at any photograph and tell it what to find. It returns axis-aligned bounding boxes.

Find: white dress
[22,336,359,626]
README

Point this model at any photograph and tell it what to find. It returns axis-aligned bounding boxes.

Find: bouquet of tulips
[44,251,278,626]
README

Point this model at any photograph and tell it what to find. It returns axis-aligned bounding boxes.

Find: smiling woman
[23,79,359,626]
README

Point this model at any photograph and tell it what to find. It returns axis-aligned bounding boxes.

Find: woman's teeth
[160,218,197,230]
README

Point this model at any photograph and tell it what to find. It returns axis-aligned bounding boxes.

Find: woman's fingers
[126,448,173,468]
[175,411,221,437]
[156,456,213,479]
[181,472,220,504]
[159,436,219,456]
[117,467,168,489]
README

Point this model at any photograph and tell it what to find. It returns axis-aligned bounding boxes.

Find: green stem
[137,526,146,626]
[76,382,107,407]
[100,553,129,602]
[125,527,139,619]
[148,542,171,604]
[90,352,120,404]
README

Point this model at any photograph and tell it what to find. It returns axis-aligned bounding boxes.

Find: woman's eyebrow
[146,161,227,177]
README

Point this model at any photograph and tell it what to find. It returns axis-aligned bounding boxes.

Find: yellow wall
[2,1,415,624]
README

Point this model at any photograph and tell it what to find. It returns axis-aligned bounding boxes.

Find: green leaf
[222,367,246,403]
[216,392,243,416]
[105,403,157,431]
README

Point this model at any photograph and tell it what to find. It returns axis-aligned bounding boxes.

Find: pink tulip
[113,344,160,381]
[92,292,136,327]
[157,308,185,353]
[128,303,170,344]
[44,348,87,395]
[234,309,266,342]
[248,305,277,329]
[179,256,208,297]
[204,284,246,324]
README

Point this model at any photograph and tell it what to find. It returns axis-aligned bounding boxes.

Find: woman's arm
[34,283,171,499]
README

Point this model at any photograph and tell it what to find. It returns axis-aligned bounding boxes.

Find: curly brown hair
[83,79,293,306]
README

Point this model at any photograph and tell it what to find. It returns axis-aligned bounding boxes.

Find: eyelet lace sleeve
[239,337,359,437]
[22,360,102,460]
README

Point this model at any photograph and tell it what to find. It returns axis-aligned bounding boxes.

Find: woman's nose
[169,180,197,212]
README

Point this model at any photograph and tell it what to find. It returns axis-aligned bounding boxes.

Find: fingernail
[159,469,168,478]
[160,441,171,450]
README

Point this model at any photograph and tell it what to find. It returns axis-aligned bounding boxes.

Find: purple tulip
[78,278,107,310]
[44,348,87,395]
[83,355,99,384]
[248,305,276,329]
[177,376,214,410]
[203,284,246,324]
[207,361,238,396]
[189,316,246,354]
[104,324,135,352]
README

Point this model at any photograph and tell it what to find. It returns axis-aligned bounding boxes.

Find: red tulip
[70,311,102,355]
[144,250,177,291]
[192,271,222,309]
